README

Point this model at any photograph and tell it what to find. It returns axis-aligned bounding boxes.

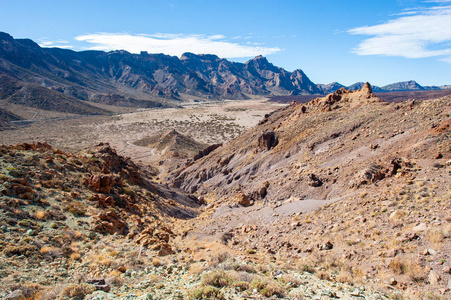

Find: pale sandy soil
[0,99,286,165]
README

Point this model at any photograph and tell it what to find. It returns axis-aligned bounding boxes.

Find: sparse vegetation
[58,283,96,300]
[189,285,224,300]
[1,89,451,300]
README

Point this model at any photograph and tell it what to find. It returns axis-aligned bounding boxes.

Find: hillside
[169,83,451,298]
[0,108,21,130]
[134,129,208,159]
[1,85,451,298]
[0,74,109,125]
[0,142,201,296]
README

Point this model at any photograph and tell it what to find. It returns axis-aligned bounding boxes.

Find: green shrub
[232,281,249,291]
[64,201,86,216]
[299,264,315,274]
[201,271,232,288]
[189,285,224,300]
[250,277,285,298]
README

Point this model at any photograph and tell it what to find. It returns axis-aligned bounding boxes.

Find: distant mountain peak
[246,55,271,66]
[0,31,447,108]
[180,52,220,61]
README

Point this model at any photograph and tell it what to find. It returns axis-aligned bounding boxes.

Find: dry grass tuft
[336,271,353,284]
[201,271,233,288]
[316,270,330,280]
[58,283,96,300]
[152,258,161,267]
[189,263,205,275]
[232,280,250,291]
[250,277,285,298]
[189,285,224,300]
[427,228,444,244]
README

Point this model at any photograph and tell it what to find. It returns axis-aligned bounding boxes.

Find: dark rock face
[193,144,222,161]
[258,131,278,150]
[307,174,322,187]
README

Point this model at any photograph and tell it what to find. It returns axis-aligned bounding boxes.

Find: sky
[0,0,450,86]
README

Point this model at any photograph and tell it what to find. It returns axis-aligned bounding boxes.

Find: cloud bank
[39,40,73,49]
[74,33,281,58]
[349,1,451,63]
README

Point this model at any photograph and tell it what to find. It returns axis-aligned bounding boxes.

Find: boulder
[429,270,441,286]
[413,223,427,232]
[86,279,111,292]
[89,194,115,208]
[93,209,126,234]
[320,241,333,250]
[158,243,174,256]
[235,191,251,207]
[398,231,418,242]
[258,131,278,150]
[308,173,322,187]
[5,290,25,300]
[88,174,115,193]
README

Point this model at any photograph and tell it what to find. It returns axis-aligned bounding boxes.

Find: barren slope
[169,83,451,298]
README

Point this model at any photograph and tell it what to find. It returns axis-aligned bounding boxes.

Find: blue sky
[1,0,450,86]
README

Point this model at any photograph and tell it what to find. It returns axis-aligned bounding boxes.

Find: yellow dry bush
[316,270,330,280]
[35,211,48,220]
[427,228,444,244]
[336,271,353,284]
[189,263,205,275]
[40,246,59,256]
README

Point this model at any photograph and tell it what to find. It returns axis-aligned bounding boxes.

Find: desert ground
[1,99,285,165]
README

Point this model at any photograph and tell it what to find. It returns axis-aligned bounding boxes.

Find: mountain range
[0,31,449,111]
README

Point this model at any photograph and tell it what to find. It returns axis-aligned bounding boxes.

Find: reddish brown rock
[117,266,127,273]
[90,194,114,208]
[93,209,126,234]
[235,191,251,207]
[158,243,174,256]
[88,174,115,193]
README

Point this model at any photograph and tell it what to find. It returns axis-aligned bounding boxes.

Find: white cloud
[349,2,451,62]
[39,40,73,49]
[74,33,281,58]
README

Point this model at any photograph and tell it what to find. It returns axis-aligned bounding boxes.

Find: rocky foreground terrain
[1,84,451,299]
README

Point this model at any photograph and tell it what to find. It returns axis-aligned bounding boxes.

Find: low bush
[201,271,232,288]
[58,283,96,300]
[189,285,224,300]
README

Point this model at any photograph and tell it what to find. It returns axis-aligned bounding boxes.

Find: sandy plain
[0,99,286,165]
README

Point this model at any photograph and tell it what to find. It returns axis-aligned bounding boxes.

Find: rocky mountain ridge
[1,31,448,114]
[0,32,319,105]
[318,80,450,94]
